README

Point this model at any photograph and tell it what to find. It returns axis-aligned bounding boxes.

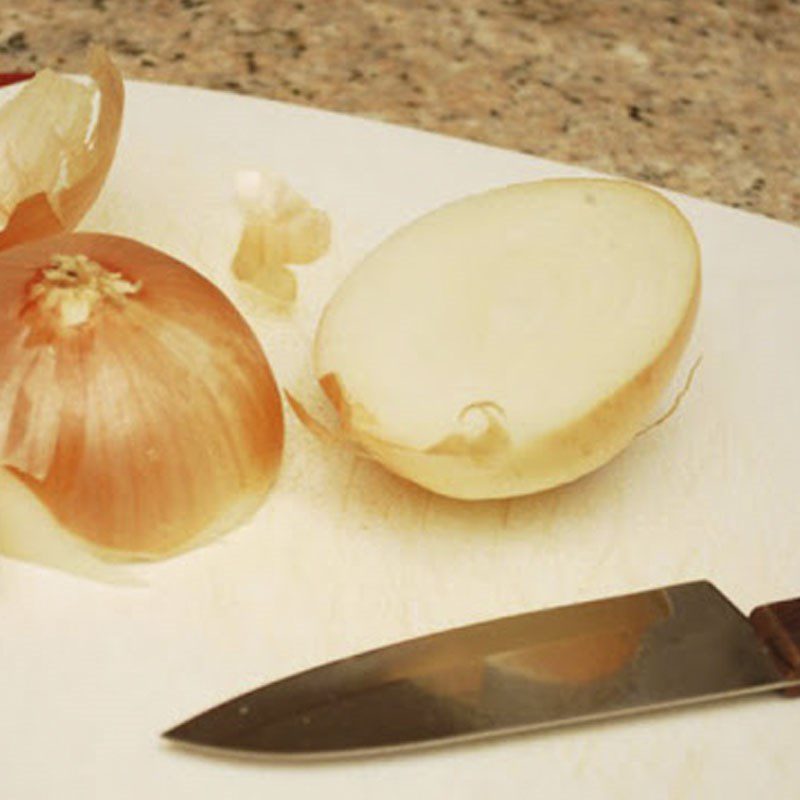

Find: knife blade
[163,581,800,759]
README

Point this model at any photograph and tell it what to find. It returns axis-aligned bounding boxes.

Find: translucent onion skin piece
[314,179,701,500]
[0,46,124,251]
[0,233,283,558]
[232,169,332,310]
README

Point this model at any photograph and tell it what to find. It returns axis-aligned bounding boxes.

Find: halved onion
[0,46,123,251]
[313,179,701,499]
[0,233,283,564]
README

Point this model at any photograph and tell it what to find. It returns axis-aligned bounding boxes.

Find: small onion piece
[232,169,331,310]
[313,179,701,499]
[0,233,283,562]
[0,46,123,251]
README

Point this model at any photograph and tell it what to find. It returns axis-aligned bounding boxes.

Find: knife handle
[750,598,800,697]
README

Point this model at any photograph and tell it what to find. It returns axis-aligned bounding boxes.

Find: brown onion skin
[0,233,284,556]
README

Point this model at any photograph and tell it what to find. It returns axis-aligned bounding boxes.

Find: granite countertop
[2,0,798,224]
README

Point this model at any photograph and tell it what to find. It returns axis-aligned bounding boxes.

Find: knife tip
[161,719,198,745]
[160,727,181,743]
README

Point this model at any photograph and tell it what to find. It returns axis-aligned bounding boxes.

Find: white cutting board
[2,79,799,800]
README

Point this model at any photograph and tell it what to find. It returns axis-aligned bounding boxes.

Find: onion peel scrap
[0,46,124,251]
[426,402,511,464]
[284,390,345,448]
[288,376,513,470]
[636,355,703,438]
[232,169,331,310]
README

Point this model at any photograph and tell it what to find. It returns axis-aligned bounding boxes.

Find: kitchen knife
[163,581,800,759]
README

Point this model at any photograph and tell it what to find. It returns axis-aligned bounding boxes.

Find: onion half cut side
[314,179,701,499]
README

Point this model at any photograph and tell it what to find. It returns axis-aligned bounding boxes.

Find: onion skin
[0,233,283,558]
[231,169,332,310]
[0,47,124,251]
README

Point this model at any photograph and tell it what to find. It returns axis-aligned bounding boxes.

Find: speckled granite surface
[2,0,798,223]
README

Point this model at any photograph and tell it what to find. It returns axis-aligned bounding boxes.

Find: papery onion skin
[232,169,332,310]
[0,47,123,251]
[314,179,701,500]
[0,233,283,558]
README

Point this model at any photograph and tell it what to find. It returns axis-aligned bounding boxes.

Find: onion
[0,46,123,251]
[313,179,700,499]
[0,233,283,563]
